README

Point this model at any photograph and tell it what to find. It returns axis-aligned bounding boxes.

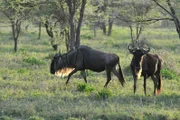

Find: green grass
[0,24,180,120]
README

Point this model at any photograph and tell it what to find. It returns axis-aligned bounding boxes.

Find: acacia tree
[87,0,112,36]
[0,0,36,52]
[114,0,153,42]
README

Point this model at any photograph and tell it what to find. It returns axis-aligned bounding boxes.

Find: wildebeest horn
[141,45,150,53]
[128,44,136,54]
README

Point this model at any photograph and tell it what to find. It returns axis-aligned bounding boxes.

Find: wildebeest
[50,45,125,87]
[128,43,162,95]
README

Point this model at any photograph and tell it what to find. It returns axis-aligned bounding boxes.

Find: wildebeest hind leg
[104,67,112,88]
[81,70,87,83]
[112,67,123,86]
[151,75,157,95]
[66,69,78,85]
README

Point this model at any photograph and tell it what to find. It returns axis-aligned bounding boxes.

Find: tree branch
[151,0,174,18]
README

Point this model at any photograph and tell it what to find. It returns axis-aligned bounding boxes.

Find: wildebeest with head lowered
[128,43,162,95]
[50,45,125,87]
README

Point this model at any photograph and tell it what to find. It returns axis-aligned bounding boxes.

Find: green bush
[29,116,44,120]
[0,116,11,120]
[23,57,45,65]
[97,89,112,100]
[161,69,178,80]
[17,68,27,74]
[81,34,93,40]
[77,83,95,93]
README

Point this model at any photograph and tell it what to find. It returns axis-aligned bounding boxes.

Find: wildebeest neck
[63,49,78,68]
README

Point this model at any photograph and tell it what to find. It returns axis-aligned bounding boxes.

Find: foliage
[77,83,95,92]
[0,116,11,120]
[97,89,113,100]
[23,57,45,65]
[29,116,45,120]
[161,68,180,80]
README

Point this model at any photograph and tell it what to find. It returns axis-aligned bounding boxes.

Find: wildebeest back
[74,46,119,72]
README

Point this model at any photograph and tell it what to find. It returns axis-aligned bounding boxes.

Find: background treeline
[1,0,180,52]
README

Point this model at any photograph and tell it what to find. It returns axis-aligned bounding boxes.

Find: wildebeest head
[50,53,62,74]
[50,53,74,77]
[128,43,150,71]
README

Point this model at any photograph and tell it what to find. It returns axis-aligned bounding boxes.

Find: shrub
[161,68,178,80]
[81,34,93,40]
[23,57,45,65]
[77,83,95,93]
[17,68,27,74]
[29,116,44,120]
[0,116,11,120]
[97,89,112,100]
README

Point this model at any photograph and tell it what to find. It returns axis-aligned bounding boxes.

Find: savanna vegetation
[1,0,180,120]
[1,24,180,120]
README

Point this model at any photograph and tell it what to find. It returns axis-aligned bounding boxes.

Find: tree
[114,0,153,42]
[66,0,86,49]
[151,0,180,39]
[0,0,36,52]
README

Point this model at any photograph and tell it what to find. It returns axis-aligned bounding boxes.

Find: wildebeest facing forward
[50,45,125,87]
[128,43,163,95]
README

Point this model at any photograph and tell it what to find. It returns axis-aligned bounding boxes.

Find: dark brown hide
[130,53,162,95]
[50,45,125,87]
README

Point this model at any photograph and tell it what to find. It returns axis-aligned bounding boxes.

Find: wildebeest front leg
[81,70,87,83]
[143,75,147,95]
[66,69,78,85]
[104,67,112,88]
[132,71,137,94]
[134,78,137,94]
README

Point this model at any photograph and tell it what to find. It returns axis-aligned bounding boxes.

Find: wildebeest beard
[50,54,74,77]
[55,68,75,77]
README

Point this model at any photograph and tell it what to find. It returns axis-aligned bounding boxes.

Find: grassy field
[0,24,180,120]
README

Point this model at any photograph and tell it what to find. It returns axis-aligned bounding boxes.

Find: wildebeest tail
[118,61,125,87]
[157,57,162,94]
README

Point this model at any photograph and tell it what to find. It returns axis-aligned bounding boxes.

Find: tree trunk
[38,21,41,39]
[166,0,180,39]
[173,18,180,39]
[69,15,75,49]
[64,28,70,52]
[11,20,21,52]
[66,0,76,49]
[14,38,17,52]
[75,0,86,47]
[93,26,96,37]
[102,22,106,35]
[44,21,54,45]
[107,18,113,36]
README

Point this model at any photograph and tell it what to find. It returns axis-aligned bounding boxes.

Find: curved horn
[141,45,150,54]
[128,43,136,54]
